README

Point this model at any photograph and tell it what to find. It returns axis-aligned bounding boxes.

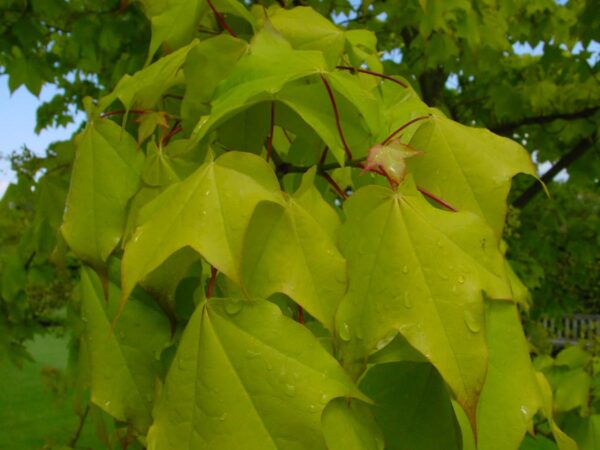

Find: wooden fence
[541,314,600,347]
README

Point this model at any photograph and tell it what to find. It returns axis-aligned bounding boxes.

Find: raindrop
[463,310,481,333]
[438,271,449,280]
[219,412,228,421]
[458,275,465,284]
[339,322,352,341]
[104,401,112,408]
[436,239,443,248]
[265,361,273,371]
[403,293,412,309]
[402,265,409,274]
[284,384,297,397]
[308,404,317,413]
[320,393,329,405]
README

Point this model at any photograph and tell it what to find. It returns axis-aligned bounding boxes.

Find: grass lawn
[0,335,100,450]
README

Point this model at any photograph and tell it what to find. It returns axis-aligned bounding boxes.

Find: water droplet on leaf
[402,265,409,274]
[464,309,481,333]
[284,384,296,397]
[458,275,465,284]
[403,293,412,309]
[339,322,351,341]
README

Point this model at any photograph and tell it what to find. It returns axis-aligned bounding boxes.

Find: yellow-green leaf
[336,177,511,426]
[408,112,536,237]
[61,119,144,267]
[147,298,361,450]
[121,151,282,305]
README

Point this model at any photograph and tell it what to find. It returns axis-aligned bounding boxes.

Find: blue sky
[0,76,83,196]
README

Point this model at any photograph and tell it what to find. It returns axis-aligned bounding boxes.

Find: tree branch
[513,135,596,208]
[491,106,599,135]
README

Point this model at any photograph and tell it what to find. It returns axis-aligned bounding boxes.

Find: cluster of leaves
[521,344,600,450]
[3,0,598,321]
[0,1,588,449]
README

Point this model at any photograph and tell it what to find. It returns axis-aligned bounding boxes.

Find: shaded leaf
[182,35,248,120]
[79,267,170,433]
[360,361,462,450]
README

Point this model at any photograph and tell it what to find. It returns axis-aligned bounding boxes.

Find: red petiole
[207,266,218,299]
[320,74,353,161]
[336,66,408,88]
[206,0,237,37]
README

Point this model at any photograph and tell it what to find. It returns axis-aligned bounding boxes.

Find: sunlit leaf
[147,298,362,449]
[336,177,511,426]
[61,119,144,267]
[121,151,283,305]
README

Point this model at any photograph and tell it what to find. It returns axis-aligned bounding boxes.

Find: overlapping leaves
[54,1,561,449]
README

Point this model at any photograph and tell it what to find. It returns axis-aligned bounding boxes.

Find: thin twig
[100,109,146,118]
[163,120,182,146]
[336,65,408,88]
[297,305,305,324]
[382,115,431,145]
[320,172,348,199]
[318,147,329,165]
[68,404,90,448]
[206,0,237,37]
[282,128,293,144]
[320,74,353,160]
